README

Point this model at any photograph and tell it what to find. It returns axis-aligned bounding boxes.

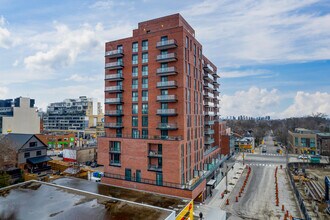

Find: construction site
[288,162,330,220]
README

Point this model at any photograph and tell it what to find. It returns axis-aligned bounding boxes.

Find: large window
[132,54,138,65]
[295,137,299,146]
[132,116,138,127]
[132,42,138,53]
[156,173,163,186]
[142,104,148,114]
[136,170,141,182]
[142,78,148,89]
[142,53,148,63]
[301,138,307,147]
[132,129,139,139]
[142,90,148,102]
[132,66,138,77]
[142,116,148,127]
[132,79,138,90]
[310,138,315,147]
[29,142,37,147]
[142,40,148,51]
[132,91,138,102]
[125,168,132,181]
[142,65,148,76]
[36,150,41,156]
[142,129,148,139]
[132,104,138,114]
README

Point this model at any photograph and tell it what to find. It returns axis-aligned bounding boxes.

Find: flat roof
[52,177,190,213]
[0,180,174,220]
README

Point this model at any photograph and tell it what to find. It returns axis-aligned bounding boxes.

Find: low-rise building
[317,133,330,156]
[238,137,255,153]
[288,128,318,154]
[2,133,52,175]
[36,133,75,149]
[63,146,97,163]
[0,97,40,134]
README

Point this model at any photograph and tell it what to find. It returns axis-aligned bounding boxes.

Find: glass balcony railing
[156,66,177,76]
[105,49,123,57]
[157,109,177,115]
[105,85,123,92]
[157,123,178,130]
[156,53,177,62]
[157,81,177,88]
[156,94,177,102]
[105,73,123,81]
[104,123,123,128]
[105,110,123,115]
[105,61,124,69]
[156,39,177,49]
[105,98,122,104]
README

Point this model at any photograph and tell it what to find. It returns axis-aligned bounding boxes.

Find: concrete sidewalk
[194,161,245,219]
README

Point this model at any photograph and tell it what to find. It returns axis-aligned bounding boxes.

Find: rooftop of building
[0,180,175,220]
[1,133,45,151]
[317,132,330,137]
[51,177,190,214]
[291,128,319,134]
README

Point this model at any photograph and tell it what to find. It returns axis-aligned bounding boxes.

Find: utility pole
[226,164,228,193]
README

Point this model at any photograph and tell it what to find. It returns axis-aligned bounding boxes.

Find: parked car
[262,148,267,153]
[57,151,63,157]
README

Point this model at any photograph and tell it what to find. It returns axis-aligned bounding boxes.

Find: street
[221,135,301,219]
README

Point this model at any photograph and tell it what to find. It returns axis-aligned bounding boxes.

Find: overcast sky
[0,0,329,118]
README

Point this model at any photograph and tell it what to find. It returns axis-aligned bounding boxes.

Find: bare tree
[0,137,17,170]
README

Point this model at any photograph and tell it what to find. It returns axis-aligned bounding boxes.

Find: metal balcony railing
[157,81,177,88]
[105,61,124,69]
[105,73,123,81]
[148,164,162,172]
[105,85,123,92]
[156,94,177,102]
[156,39,177,49]
[105,98,122,104]
[157,109,177,115]
[156,53,177,62]
[157,123,178,129]
[105,110,123,115]
[104,123,123,128]
[156,66,177,76]
[105,49,123,57]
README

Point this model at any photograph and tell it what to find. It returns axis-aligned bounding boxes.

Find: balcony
[204,146,218,157]
[156,53,177,63]
[205,111,215,116]
[204,83,214,90]
[156,39,177,49]
[157,123,178,130]
[105,73,124,81]
[205,138,215,145]
[109,147,121,153]
[156,81,177,89]
[204,129,215,135]
[102,133,183,141]
[204,92,214,98]
[105,85,123,93]
[148,151,162,157]
[104,123,124,128]
[157,67,178,76]
[105,49,123,58]
[105,98,123,104]
[156,95,177,102]
[148,164,162,172]
[203,73,214,82]
[105,61,124,70]
[203,64,213,73]
[156,108,177,116]
[213,72,220,78]
[204,101,214,107]
[110,160,121,167]
[104,110,123,116]
[205,120,215,125]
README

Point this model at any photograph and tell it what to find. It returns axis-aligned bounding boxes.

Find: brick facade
[98,13,220,200]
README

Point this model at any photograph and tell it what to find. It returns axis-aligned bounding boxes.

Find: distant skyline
[0,0,329,118]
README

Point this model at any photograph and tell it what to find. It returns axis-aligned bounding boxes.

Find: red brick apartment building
[98,14,222,201]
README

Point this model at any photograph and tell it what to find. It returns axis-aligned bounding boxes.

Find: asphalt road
[224,135,299,220]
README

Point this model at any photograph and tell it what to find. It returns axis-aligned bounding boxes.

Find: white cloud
[23,23,100,71]
[221,69,272,78]
[281,91,330,118]
[181,0,330,66]
[0,16,16,49]
[12,60,19,66]
[0,86,8,98]
[65,74,101,82]
[220,87,280,117]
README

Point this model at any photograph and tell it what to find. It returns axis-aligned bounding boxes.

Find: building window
[185,36,189,48]
[132,116,138,127]
[142,65,148,76]
[142,78,148,89]
[132,54,138,65]
[136,170,141,182]
[132,129,139,139]
[36,150,42,156]
[132,42,138,53]
[142,104,148,114]
[29,142,37,147]
[161,36,168,42]
[142,40,148,51]
[132,79,138,90]
[132,91,138,102]
[132,66,138,77]
[294,137,299,146]
[310,138,315,147]
[142,52,148,63]
[156,173,163,186]
[125,168,132,181]
[142,116,148,127]
[116,129,122,138]
[301,138,307,147]
[132,104,138,114]
[24,152,30,158]
[142,90,148,102]
[142,129,148,139]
